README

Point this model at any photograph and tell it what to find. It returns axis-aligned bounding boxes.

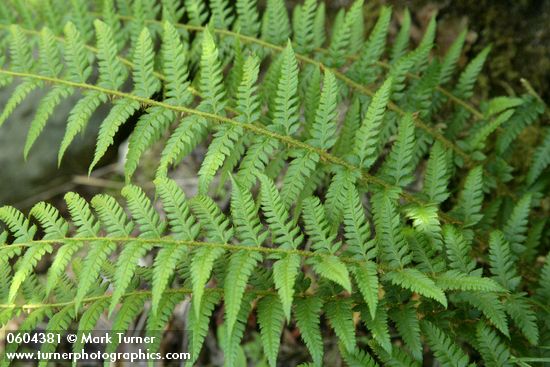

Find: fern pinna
[0,0,549,366]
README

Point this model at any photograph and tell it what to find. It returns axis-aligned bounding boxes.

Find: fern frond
[385,268,447,307]
[326,298,356,352]
[435,270,505,293]
[456,291,509,337]
[505,293,539,345]
[105,294,147,354]
[454,46,491,99]
[488,230,521,291]
[350,6,391,84]
[475,322,512,367]
[352,77,392,169]
[188,291,222,364]
[295,295,324,366]
[273,253,301,321]
[38,306,76,367]
[390,9,411,63]
[73,298,109,354]
[257,294,285,367]
[198,56,259,193]
[421,321,470,367]
[230,176,266,246]
[307,69,338,150]
[502,193,531,255]
[340,346,379,367]
[390,303,422,360]
[371,188,411,269]
[235,0,260,36]
[442,224,477,275]
[526,128,550,185]
[258,174,303,250]
[224,250,261,333]
[261,0,290,45]
[453,166,484,227]
[361,302,392,354]
[422,142,451,204]
[380,113,416,186]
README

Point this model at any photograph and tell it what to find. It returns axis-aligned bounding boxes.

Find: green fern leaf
[94,19,127,89]
[38,306,76,367]
[258,174,303,250]
[380,113,416,186]
[64,192,100,237]
[105,294,147,354]
[230,176,267,246]
[435,270,505,293]
[157,115,209,177]
[502,193,531,255]
[456,291,509,337]
[261,0,290,45]
[505,293,539,345]
[198,56,260,193]
[352,77,392,169]
[0,206,37,243]
[421,321,470,367]
[489,230,521,291]
[8,25,35,72]
[293,0,317,54]
[189,291,222,364]
[454,46,491,98]
[0,80,42,128]
[29,202,68,240]
[385,268,447,307]
[340,346,379,367]
[0,309,50,367]
[273,253,301,321]
[390,304,422,360]
[308,69,338,149]
[361,303,392,354]
[235,0,260,36]
[199,29,226,114]
[73,298,109,354]
[272,42,300,136]
[257,294,285,367]
[350,6,391,84]
[442,225,477,275]
[190,195,233,242]
[351,261,378,319]
[281,151,320,207]
[526,128,550,185]
[224,250,262,333]
[390,9,411,63]
[145,292,184,356]
[342,183,374,259]
[190,246,225,317]
[92,194,134,236]
[453,166,484,227]
[24,86,73,158]
[8,246,53,304]
[439,29,466,85]
[326,298,356,352]
[91,26,159,172]
[58,92,108,165]
[302,196,340,254]
[295,296,324,366]
[222,293,253,367]
[422,142,451,204]
[475,322,512,367]
[371,188,411,269]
